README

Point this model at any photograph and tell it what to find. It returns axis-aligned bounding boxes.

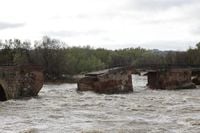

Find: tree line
[0,36,200,82]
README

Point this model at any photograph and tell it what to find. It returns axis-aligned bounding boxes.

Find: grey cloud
[141,40,196,51]
[141,17,188,24]
[45,30,105,37]
[191,26,200,35]
[126,0,199,11]
[70,0,200,21]
[181,6,200,35]
[105,41,196,51]
[94,41,195,50]
[123,0,200,27]
[0,22,25,30]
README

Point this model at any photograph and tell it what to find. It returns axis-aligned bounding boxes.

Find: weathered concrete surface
[147,69,196,90]
[0,65,44,101]
[77,67,133,94]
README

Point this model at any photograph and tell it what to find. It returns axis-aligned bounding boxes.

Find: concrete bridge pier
[146,69,196,90]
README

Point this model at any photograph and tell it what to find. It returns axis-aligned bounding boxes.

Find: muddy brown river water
[0,75,200,133]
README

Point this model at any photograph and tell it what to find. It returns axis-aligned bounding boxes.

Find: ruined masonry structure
[0,65,44,101]
[77,67,133,94]
[147,69,196,89]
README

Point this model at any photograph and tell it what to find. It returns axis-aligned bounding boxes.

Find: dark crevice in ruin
[0,85,7,101]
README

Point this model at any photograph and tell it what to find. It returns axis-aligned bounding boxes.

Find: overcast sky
[0,0,200,50]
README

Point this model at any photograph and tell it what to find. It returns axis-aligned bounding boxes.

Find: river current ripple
[0,75,200,133]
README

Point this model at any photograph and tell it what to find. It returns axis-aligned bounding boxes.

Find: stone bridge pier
[77,67,134,94]
[0,65,44,101]
[146,69,196,90]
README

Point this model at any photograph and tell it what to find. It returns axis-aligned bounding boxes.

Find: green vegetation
[0,36,200,82]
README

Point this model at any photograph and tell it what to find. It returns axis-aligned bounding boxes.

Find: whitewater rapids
[0,75,200,133]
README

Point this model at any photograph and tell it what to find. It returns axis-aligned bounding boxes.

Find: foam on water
[0,75,200,133]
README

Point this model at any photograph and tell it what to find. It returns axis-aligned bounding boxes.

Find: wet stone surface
[0,75,200,133]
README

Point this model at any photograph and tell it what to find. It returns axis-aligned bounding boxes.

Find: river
[0,75,200,133]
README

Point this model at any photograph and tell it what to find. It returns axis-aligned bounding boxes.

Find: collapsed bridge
[78,65,200,93]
